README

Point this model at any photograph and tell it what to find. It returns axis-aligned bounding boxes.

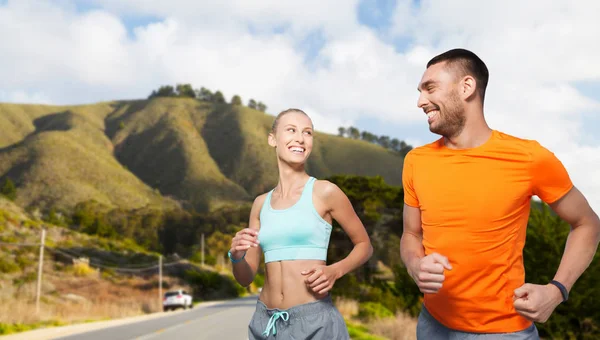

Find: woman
[228,108,373,339]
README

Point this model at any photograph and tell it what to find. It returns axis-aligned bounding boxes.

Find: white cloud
[0,90,52,104]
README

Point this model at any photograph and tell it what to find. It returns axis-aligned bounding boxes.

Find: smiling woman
[228,108,373,339]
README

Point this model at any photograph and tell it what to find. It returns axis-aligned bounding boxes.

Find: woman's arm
[230,194,266,287]
[302,181,373,294]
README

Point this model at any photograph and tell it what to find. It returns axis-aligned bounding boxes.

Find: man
[400,48,600,339]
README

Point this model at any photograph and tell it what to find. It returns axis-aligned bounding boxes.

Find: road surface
[56,295,258,340]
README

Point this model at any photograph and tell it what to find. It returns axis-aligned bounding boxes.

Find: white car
[163,289,193,311]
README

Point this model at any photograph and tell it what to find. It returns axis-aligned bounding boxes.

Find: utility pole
[201,233,205,266]
[36,228,46,315]
[158,255,162,311]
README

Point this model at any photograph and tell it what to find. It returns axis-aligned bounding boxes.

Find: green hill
[0,102,178,213]
[0,98,405,213]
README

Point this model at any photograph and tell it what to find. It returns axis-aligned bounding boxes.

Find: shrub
[358,302,394,322]
[0,258,19,274]
[184,270,245,300]
[253,273,265,287]
[73,262,96,277]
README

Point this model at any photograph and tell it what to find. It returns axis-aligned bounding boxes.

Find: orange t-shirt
[402,129,573,333]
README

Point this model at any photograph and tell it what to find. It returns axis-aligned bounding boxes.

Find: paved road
[55,296,258,340]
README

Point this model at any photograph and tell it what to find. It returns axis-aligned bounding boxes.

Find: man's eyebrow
[417,80,436,92]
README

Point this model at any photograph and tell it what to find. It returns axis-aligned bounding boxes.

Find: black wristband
[549,280,569,302]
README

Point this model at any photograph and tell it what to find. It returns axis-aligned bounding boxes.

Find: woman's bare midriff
[258,259,329,309]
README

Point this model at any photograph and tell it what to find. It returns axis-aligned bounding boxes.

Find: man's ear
[268,133,277,147]
[461,75,477,100]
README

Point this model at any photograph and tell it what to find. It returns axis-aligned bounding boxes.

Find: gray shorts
[417,304,540,339]
[248,295,350,339]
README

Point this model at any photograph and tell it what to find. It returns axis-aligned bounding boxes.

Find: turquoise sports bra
[258,177,333,263]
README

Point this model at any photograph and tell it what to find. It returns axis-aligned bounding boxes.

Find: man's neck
[444,116,492,150]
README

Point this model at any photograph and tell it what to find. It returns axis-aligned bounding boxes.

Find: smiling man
[400,48,600,339]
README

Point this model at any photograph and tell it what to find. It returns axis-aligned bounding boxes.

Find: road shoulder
[0,300,226,340]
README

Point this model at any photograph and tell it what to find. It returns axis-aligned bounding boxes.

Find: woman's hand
[230,228,259,260]
[301,265,341,295]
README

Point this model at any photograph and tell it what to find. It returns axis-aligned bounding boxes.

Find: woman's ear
[268,132,277,147]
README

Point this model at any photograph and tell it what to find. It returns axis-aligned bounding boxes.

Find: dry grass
[0,270,189,326]
[334,296,359,319]
[334,297,417,340]
[368,312,417,340]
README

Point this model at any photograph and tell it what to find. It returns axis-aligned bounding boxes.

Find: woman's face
[268,112,314,165]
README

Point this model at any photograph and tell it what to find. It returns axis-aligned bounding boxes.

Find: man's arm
[513,186,600,322]
[514,143,600,322]
[401,203,452,294]
[549,186,600,293]
[400,204,425,279]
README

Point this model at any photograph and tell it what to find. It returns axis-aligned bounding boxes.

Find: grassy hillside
[0,98,405,213]
[0,102,179,212]
[107,99,250,212]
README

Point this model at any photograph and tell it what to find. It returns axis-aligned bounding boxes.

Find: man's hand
[409,253,452,294]
[513,283,564,323]
[301,265,340,295]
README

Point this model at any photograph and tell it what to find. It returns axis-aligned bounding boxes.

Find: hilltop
[0,97,405,214]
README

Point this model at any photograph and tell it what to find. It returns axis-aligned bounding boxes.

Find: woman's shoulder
[253,192,270,206]
[249,192,270,214]
[312,179,344,200]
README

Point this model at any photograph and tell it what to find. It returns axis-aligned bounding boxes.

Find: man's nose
[417,92,428,109]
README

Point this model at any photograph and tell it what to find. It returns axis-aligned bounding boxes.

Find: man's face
[417,62,466,138]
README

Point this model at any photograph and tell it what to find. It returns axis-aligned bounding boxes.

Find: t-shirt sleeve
[530,141,573,204]
[402,151,420,207]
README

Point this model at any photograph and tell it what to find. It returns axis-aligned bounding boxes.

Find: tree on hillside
[398,141,413,156]
[213,91,226,103]
[360,131,378,143]
[338,125,413,156]
[1,177,16,201]
[197,87,213,102]
[390,138,400,152]
[348,126,360,139]
[257,102,267,112]
[206,230,234,264]
[248,99,257,109]
[231,95,242,106]
[378,135,391,149]
[176,83,196,98]
[148,85,176,98]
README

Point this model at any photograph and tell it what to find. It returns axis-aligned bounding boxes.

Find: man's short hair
[427,48,489,102]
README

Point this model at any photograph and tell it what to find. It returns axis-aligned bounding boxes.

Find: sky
[1,0,599,213]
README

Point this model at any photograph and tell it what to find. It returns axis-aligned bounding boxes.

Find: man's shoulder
[493,130,547,156]
[404,138,442,158]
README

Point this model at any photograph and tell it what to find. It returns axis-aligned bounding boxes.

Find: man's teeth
[427,110,439,119]
[290,147,304,153]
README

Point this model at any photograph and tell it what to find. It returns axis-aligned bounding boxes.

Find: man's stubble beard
[430,90,466,139]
